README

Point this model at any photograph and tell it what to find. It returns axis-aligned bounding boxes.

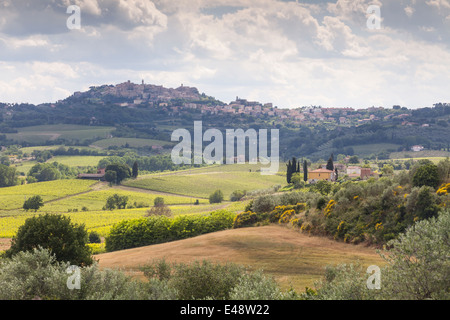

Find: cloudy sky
[0,0,450,109]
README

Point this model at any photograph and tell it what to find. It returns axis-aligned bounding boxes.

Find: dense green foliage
[98,154,182,173]
[0,248,291,300]
[5,214,93,266]
[230,190,246,202]
[0,164,18,187]
[244,159,450,245]
[412,162,440,188]
[22,195,44,212]
[105,163,131,184]
[209,189,224,204]
[0,248,173,300]
[103,193,129,210]
[105,210,235,251]
[309,209,450,300]
[27,162,84,182]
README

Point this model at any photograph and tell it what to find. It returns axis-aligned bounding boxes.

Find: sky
[0,0,450,109]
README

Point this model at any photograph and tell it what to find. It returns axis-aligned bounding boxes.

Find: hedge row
[105,210,235,251]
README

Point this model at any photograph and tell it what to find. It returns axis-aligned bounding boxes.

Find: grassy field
[12,160,38,175]
[0,201,243,239]
[19,145,102,154]
[43,187,209,213]
[124,170,286,199]
[352,143,401,156]
[0,179,97,210]
[45,155,105,167]
[390,150,450,160]
[95,225,385,291]
[6,124,115,144]
[91,137,173,149]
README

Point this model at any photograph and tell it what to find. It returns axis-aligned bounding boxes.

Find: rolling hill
[95,225,384,292]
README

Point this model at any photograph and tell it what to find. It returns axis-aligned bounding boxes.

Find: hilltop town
[54,80,446,128]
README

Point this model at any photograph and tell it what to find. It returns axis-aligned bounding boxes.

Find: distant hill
[0,82,449,161]
[67,80,204,105]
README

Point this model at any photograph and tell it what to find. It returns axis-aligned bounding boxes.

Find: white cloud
[404,6,415,18]
[0,0,449,109]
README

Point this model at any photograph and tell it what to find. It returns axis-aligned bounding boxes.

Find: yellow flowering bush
[232,211,258,229]
[436,183,450,196]
[324,199,336,217]
[279,209,295,224]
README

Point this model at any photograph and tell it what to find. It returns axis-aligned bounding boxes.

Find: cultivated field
[0,179,96,210]
[91,137,174,149]
[45,155,105,167]
[6,124,115,144]
[124,169,286,199]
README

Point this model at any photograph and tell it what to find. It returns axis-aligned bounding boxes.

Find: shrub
[312,263,381,300]
[146,205,172,217]
[291,173,305,189]
[23,195,44,212]
[310,180,333,195]
[412,163,440,189]
[169,260,245,300]
[105,216,172,251]
[154,197,165,207]
[104,193,129,210]
[312,210,450,300]
[252,195,278,213]
[105,210,235,251]
[380,209,450,300]
[279,209,295,224]
[5,214,93,266]
[209,189,224,204]
[229,270,286,300]
[230,190,246,202]
[141,259,290,300]
[88,231,101,244]
[316,197,327,210]
[233,211,259,228]
[0,248,175,300]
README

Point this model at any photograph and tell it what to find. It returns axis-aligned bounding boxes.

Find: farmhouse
[308,168,335,182]
[347,166,372,180]
[411,145,424,152]
[78,168,106,181]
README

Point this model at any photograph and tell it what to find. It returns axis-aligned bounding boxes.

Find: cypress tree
[303,160,308,182]
[292,157,297,174]
[286,160,293,184]
[326,153,334,171]
[132,161,139,179]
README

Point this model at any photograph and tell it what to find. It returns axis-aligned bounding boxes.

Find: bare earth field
[0,238,11,251]
[95,225,384,291]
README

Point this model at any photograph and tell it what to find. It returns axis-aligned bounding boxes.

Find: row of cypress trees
[286,154,336,184]
[286,157,308,184]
